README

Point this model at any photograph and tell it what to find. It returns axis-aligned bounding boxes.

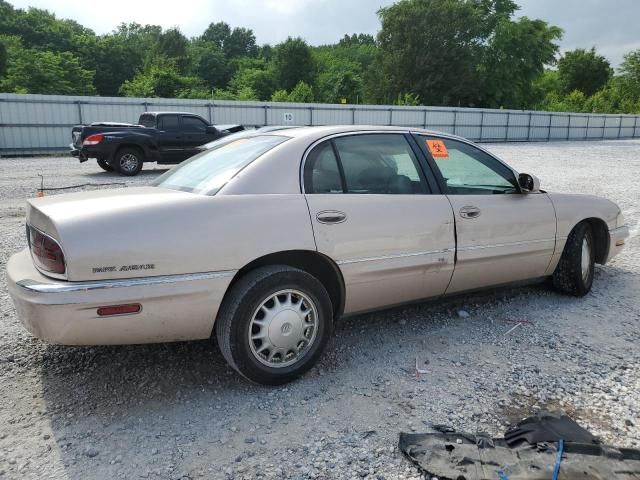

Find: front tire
[552,222,595,296]
[97,158,113,172]
[215,266,333,385]
[115,148,143,176]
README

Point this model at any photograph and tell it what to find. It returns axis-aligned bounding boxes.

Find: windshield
[152,135,289,195]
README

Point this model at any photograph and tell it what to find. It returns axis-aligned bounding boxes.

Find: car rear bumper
[606,225,629,263]
[6,249,235,345]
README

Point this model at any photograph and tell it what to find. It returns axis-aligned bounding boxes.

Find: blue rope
[495,468,510,480]
[551,439,564,480]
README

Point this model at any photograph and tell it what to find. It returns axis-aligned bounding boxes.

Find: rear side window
[153,135,289,195]
[158,115,179,131]
[182,116,207,132]
[139,114,155,128]
[303,143,343,193]
[305,134,429,194]
[334,134,427,194]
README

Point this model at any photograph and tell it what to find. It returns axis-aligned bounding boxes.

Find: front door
[180,115,211,160]
[156,114,183,163]
[416,135,557,294]
[303,132,456,314]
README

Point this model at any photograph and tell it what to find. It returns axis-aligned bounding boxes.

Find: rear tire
[97,158,113,172]
[552,222,595,296]
[115,148,143,176]
[215,265,333,385]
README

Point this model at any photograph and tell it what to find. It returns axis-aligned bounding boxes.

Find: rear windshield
[201,128,258,149]
[139,114,155,127]
[152,135,289,195]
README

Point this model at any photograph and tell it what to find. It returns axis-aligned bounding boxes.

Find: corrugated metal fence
[1,92,639,155]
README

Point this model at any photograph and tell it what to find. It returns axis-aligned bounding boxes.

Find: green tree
[211,88,237,100]
[225,27,258,58]
[201,22,257,58]
[229,61,276,100]
[312,37,376,103]
[377,0,486,106]
[315,60,362,103]
[480,17,561,108]
[119,59,203,98]
[270,89,289,102]
[474,0,519,35]
[0,42,95,94]
[618,49,640,102]
[288,81,314,102]
[0,40,6,77]
[338,33,375,47]
[557,48,612,96]
[273,37,315,92]
[0,3,94,54]
[269,81,314,103]
[202,22,231,49]
[154,28,190,72]
[92,34,141,96]
[235,85,258,100]
[395,92,421,105]
[189,40,230,89]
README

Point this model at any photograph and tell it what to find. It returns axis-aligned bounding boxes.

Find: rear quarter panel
[27,191,316,281]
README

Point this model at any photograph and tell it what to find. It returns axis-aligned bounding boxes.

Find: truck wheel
[215,265,333,385]
[552,222,595,297]
[115,148,143,176]
[97,158,113,172]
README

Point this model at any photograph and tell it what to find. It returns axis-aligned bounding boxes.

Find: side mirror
[206,125,218,134]
[518,173,541,193]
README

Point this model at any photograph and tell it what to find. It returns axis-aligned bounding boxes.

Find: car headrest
[387,175,413,194]
[358,166,395,192]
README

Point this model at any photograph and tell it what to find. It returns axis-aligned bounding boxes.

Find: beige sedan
[7,126,629,384]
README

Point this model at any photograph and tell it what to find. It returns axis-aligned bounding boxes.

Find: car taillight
[83,134,104,146]
[27,225,66,275]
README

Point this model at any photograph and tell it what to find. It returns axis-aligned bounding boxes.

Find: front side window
[182,116,207,133]
[153,135,288,195]
[420,136,518,195]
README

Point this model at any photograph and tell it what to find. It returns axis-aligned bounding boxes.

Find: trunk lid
[26,186,207,281]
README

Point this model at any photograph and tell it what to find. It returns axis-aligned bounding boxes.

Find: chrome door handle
[459,206,481,219]
[316,210,347,224]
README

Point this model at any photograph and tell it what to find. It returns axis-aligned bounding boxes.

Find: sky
[7,0,639,67]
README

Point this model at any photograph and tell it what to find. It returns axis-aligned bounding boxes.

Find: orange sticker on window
[426,139,449,158]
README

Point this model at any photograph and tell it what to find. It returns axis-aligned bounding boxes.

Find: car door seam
[442,194,458,295]
[302,194,320,253]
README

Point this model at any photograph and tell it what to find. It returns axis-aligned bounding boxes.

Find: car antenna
[36,174,45,197]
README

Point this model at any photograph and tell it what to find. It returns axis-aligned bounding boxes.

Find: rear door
[415,134,557,294]
[156,114,183,163]
[304,132,455,314]
[180,115,211,160]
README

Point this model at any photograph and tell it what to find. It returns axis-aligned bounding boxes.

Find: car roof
[143,112,205,116]
[258,125,468,143]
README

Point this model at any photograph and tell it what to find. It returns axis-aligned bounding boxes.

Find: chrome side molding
[17,270,237,294]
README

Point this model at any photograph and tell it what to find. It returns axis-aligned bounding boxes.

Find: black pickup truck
[70,112,244,176]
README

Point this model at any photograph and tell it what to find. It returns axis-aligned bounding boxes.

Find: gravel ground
[0,140,639,479]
